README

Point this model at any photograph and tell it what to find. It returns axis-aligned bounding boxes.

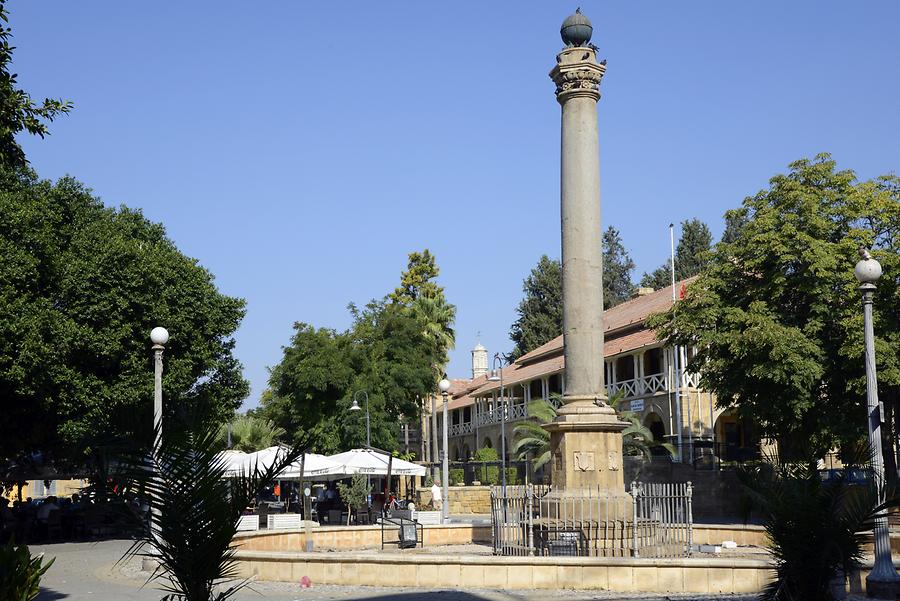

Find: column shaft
[560,95,604,403]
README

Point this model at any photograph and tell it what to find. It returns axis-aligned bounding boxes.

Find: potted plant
[336,474,369,525]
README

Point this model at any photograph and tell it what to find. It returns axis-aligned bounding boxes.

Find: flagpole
[670,223,683,463]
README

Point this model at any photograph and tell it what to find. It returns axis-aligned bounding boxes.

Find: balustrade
[606,370,701,399]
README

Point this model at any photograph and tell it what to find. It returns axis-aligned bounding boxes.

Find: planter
[388,509,442,525]
[412,510,442,525]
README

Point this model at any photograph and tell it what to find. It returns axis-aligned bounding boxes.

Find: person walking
[430,480,443,512]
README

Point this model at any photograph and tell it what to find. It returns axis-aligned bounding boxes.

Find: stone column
[544,10,627,493]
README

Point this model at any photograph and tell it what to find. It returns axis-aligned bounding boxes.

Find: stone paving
[32,539,764,601]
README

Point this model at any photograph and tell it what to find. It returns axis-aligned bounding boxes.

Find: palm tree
[215,415,285,453]
[410,291,456,379]
[513,392,674,468]
[608,395,676,460]
[121,423,306,601]
[739,454,897,600]
[512,399,556,470]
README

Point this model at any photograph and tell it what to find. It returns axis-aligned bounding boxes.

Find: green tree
[0,167,248,466]
[265,301,440,454]
[215,414,285,453]
[349,300,440,449]
[389,249,456,381]
[336,473,369,523]
[508,255,562,360]
[603,226,636,308]
[649,154,900,463]
[674,218,713,278]
[0,1,72,169]
[388,249,440,305]
[263,324,352,454]
[640,219,713,289]
[720,207,750,245]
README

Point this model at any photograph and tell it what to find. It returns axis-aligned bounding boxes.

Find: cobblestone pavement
[32,539,759,601]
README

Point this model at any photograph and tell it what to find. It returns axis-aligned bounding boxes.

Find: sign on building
[630,399,645,412]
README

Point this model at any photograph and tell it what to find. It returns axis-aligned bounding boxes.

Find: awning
[217,447,343,479]
[326,448,427,477]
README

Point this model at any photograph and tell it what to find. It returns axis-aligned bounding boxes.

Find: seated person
[37,496,59,523]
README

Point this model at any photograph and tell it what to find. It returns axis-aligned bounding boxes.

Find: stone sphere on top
[561,8,592,47]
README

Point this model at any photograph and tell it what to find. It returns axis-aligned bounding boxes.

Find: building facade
[424,281,760,468]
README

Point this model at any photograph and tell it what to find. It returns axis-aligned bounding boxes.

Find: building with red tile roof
[420,280,757,468]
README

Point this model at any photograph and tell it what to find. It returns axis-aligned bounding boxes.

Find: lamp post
[349,390,370,447]
[854,250,900,597]
[148,326,168,570]
[438,378,451,524]
[487,353,508,497]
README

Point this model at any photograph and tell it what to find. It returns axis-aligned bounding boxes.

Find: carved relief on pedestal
[607,450,620,472]
[573,451,595,472]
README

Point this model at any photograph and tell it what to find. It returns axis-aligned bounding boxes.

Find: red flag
[679,283,687,300]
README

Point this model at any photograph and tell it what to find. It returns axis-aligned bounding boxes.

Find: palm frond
[119,423,307,601]
[525,399,557,424]
[739,453,892,601]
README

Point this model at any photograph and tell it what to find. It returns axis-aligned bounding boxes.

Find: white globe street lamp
[853,251,900,597]
[147,326,168,572]
[438,378,451,524]
[349,391,370,447]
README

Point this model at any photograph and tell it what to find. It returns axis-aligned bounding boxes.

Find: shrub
[0,538,54,601]
[473,447,499,485]
[505,468,519,485]
[449,468,465,486]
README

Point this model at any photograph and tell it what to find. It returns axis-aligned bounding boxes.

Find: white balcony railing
[607,371,700,399]
[682,371,700,388]
[449,422,474,437]
[462,403,532,433]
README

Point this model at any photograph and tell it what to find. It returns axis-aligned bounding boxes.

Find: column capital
[550,46,606,104]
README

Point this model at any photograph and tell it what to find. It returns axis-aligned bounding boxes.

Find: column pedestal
[545,397,627,492]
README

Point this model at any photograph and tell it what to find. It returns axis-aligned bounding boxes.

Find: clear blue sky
[12,2,900,409]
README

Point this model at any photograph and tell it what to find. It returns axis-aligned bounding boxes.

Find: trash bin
[398,523,417,549]
[548,531,579,556]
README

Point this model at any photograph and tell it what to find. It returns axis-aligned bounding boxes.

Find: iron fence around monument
[490,482,693,559]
